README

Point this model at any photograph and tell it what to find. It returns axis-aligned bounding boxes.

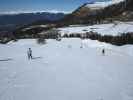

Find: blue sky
[0,0,110,13]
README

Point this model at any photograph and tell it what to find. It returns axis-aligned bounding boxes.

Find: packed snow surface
[59,22,133,36]
[0,38,133,100]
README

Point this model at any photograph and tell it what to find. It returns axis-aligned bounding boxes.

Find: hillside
[4,0,133,45]
[58,0,133,25]
[14,0,133,31]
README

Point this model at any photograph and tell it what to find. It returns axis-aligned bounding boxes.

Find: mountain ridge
[0,12,65,32]
[57,0,133,25]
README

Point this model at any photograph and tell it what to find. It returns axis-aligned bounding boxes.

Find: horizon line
[0,10,72,15]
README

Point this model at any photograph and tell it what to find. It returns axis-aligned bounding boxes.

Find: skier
[102,48,105,55]
[80,40,83,48]
[27,48,32,60]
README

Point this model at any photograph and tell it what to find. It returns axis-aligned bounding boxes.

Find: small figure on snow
[80,40,83,48]
[102,48,105,55]
[27,48,33,60]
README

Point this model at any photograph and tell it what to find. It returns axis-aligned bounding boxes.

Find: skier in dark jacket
[102,48,105,55]
[27,48,32,60]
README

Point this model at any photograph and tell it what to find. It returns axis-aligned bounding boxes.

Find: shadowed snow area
[0,38,133,100]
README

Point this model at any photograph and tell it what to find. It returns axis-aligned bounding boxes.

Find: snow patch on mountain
[86,0,124,9]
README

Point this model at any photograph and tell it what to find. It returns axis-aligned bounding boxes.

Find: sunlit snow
[0,38,133,100]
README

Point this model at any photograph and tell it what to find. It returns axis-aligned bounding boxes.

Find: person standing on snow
[27,48,33,60]
[102,48,105,55]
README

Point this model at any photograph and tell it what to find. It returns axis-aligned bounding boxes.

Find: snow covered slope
[86,0,124,10]
[0,38,133,100]
[59,22,133,36]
